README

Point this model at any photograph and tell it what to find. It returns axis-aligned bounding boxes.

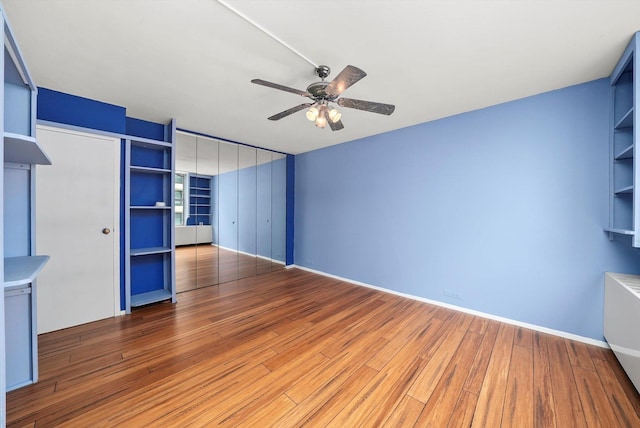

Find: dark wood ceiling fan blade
[337,97,395,115]
[324,65,367,97]
[267,103,314,121]
[251,79,310,97]
[328,118,344,131]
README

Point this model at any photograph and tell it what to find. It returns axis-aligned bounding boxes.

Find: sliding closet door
[195,136,219,288]
[256,149,272,275]
[218,141,239,283]
[238,145,257,280]
[174,132,197,292]
[175,130,287,288]
[271,153,287,270]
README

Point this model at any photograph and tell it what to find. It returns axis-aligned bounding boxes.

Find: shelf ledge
[616,144,634,160]
[615,107,634,129]
[130,247,172,256]
[604,228,635,236]
[130,289,173,307]
[130,165,171,174]
[4,255,50,288]
[4,133,52,165]
[615,185,634,194]
[130,205,172,210]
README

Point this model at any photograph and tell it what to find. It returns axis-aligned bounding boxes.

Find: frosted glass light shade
[306,107,319,121]
[328,108,341,123]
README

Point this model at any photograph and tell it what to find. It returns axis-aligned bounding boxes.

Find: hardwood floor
[7,268,640,426]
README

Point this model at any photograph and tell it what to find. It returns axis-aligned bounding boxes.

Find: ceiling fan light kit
[251,64,395,131]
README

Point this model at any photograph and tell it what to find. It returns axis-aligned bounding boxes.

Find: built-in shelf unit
[124,127,176,313]
[606,32,640,246]
[2,7,51,395]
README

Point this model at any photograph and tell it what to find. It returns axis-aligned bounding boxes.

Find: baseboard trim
[289,264,609,349]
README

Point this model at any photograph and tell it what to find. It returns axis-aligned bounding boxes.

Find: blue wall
[294,78,640,341]
[38,87,127,134]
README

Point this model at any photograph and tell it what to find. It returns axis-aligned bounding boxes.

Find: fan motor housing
[307,81,338,101]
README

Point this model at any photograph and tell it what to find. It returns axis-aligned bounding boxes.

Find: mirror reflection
[175,131,286,293]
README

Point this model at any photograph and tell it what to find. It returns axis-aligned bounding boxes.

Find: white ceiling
[3,0,640,155]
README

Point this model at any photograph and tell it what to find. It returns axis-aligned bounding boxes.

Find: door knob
[102,227,111,235]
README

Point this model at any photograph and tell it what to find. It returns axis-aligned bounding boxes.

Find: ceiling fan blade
[251,79,310,97]
[267,103,314,121]
[324,65,367,97]
[337,97,395,115]
[328,119,344,131]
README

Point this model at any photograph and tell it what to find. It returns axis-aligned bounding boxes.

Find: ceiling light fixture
[252,64,394,131]
[308,102,340,128]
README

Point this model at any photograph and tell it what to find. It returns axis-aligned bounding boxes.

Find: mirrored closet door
[238,145,257,280]
[271,153,287,271]
[174,131,286,292]
[194,136,219,288]
[175,132,197,292]
[217,141,239,284]
[256,149,273,275]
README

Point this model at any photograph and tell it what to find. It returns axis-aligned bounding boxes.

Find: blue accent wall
[294,78,640,341]
[126,117,166,141]
[286,154,295,265]
[37,87,126,134]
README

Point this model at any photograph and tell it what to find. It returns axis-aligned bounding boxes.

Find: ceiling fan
[251,65,395,131]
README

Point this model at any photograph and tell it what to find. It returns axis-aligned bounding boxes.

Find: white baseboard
[288,264,609,349]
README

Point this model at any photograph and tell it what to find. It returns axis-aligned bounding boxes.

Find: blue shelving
[125,132,176,313]
[2,9,51,394]
[607,33,640,244]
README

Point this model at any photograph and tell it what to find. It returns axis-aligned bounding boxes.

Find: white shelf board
[130,247,171,256]
[604,227,635,236]
[4,132,51,165]
[130,289,172,307]
[4,255,50,288]
[130,205,172,210]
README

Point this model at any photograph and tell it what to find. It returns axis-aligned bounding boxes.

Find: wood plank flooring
[6,268,640,427]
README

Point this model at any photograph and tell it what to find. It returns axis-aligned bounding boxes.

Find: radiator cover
[604,272,640,393]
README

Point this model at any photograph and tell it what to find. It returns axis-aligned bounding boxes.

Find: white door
[35,125,120,333]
